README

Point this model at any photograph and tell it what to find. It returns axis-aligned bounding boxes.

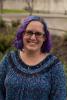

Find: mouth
[27,42,38,47]
[27,40,38,44]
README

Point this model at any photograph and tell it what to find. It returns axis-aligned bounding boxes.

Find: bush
[0,52,3,60]
[11,19,21,28]
[0,33,15,53]
[63,33,67,42]
[0,18,6,28]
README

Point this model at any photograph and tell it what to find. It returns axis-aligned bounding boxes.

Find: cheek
[22,35,27,40]
[22,36,30,44]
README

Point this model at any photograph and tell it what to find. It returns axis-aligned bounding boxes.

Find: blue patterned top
[0,50,66,100]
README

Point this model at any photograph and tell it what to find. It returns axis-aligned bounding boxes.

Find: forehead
[26,21,44,31]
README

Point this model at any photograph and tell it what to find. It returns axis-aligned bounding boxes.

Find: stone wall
[2,0,67,14]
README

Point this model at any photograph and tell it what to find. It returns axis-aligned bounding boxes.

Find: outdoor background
[0,0,67,96]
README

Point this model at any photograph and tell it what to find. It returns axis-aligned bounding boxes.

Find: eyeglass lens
[25,30,44,37]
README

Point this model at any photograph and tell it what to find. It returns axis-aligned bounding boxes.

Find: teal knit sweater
[0,50,66,100]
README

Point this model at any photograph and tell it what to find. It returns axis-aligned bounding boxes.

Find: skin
[19,21,48,66]
[23,21,45,52]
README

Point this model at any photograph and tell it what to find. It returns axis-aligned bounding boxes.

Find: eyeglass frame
[24,30,45,38]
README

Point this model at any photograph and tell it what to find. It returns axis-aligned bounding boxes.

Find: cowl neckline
[9,50,55,76]
[15,50,52,70]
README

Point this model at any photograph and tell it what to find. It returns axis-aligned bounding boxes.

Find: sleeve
[49,61,66,100]
[0,54,8,100]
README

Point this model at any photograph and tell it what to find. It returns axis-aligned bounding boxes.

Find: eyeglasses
[24,30,44,38]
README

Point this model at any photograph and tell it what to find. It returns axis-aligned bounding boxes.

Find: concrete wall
[3,0,67,14]
[3,0,26,10]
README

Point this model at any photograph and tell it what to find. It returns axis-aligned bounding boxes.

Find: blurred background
[0,0,67,96]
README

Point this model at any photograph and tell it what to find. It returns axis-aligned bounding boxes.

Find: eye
[25,30,33,35]
[35,32,42,36]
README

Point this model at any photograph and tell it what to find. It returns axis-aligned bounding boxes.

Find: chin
[26,46,39,52]
[27,48,38,51]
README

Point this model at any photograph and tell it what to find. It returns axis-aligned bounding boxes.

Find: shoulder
[48,53,63,64]
[47,53,64,70]
[50,54,65,76]
[0,50,17,65]
[0,51,11,73]
[0,50,19,74]
[44,53,61,66]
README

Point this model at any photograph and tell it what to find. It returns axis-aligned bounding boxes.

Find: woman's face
[22,21,46,52]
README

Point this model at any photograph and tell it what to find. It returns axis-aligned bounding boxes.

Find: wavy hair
[14,15,52,53]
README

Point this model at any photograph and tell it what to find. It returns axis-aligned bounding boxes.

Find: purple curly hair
[14,15,52,53]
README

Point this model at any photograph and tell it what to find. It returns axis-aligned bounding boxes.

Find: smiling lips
[27,40,38,44]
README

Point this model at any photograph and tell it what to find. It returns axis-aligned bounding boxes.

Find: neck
[20,49,48,66]
[23,49,42,58]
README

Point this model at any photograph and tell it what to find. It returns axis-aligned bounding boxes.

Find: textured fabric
[0,50,66,100]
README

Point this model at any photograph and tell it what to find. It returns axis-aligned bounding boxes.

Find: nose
[30,34,36,40]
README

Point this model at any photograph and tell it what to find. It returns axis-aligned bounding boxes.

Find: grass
[0,9,28,14]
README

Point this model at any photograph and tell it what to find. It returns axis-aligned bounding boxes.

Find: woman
[0,16,66,100]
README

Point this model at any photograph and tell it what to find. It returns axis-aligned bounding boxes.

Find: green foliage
[0,18,6,28]
[0,52,3,60]
[0,33,15,53]
[0,9,28,14]
[11,20,21,28]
